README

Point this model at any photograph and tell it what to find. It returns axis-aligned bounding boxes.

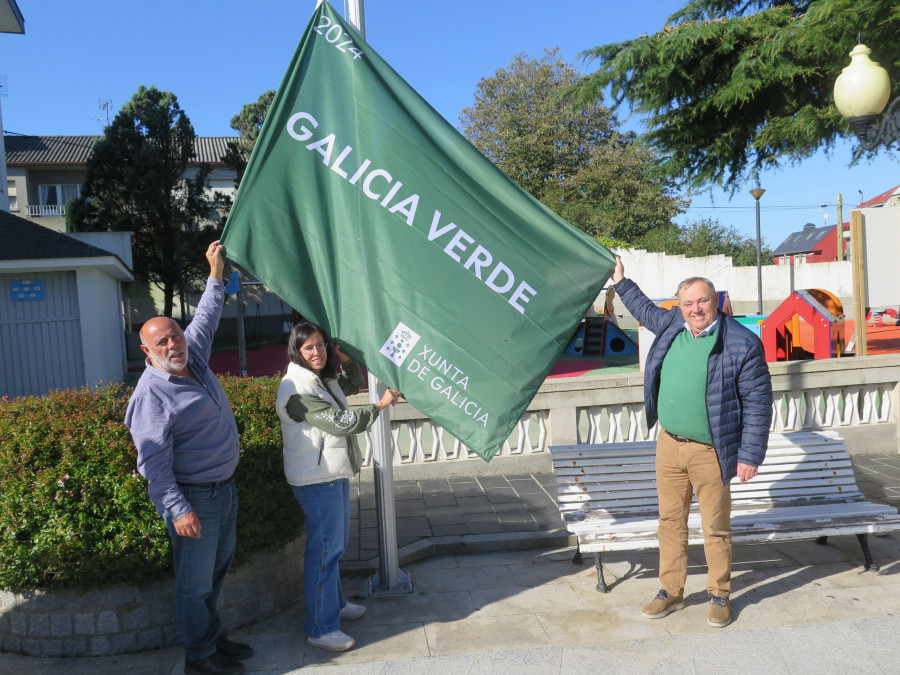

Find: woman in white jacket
[276,322,400,653]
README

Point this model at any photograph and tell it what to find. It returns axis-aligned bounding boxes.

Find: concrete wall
[68,232,134,270]
[610,248,854,317]
[75,267,127,388]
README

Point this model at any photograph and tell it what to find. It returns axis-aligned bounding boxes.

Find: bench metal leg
[594,552,608,593]
[572,543,583,566]
[815,534,879,572]
[857,533,879,572]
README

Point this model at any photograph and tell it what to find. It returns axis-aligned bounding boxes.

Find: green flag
[221,2,615,460]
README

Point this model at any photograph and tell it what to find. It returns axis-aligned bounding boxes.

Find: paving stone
[484,487,519,503]
[395,500,427,517]
[457,495,491,514]
[426,506,465,525]
[477,475,512,488]
[508,477,547,494]
[418,479,451,491]
[422,491,457,507]
[393,482,423,501]
[432,523,470,537]
[502,521,541,532]
[449,482,484,497]
[465,513,504,534]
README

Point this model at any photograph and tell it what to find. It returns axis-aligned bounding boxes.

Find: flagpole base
[365,568,413,597]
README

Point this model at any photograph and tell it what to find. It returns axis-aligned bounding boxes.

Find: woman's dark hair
[287,321,338,379]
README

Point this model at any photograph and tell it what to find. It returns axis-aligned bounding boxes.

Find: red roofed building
[772,184,900,264]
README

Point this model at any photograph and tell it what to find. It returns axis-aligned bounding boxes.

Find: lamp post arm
[851,95,900,151]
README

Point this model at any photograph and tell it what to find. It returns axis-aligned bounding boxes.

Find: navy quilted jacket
[616,278,773,483]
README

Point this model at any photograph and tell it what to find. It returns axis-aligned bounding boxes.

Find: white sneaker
[340,601,366,620]
[306,630,355,652]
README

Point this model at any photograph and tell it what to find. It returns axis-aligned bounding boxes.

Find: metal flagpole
[334,0,411,595]
[236,279,247,377]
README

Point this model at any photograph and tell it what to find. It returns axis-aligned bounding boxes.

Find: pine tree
[570,0,900,190]
[71,86,218,318]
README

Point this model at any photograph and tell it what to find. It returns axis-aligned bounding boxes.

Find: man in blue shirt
[126,241,252,675]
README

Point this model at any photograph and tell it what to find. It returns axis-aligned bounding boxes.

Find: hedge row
[0,376,302,592]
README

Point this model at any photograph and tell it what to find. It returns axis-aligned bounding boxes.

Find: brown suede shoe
[641,589,685,619]
[707,593,731,627]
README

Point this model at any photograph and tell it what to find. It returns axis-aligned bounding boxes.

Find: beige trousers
[656,430,732,598]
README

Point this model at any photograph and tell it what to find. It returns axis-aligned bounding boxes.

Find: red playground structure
[761,289,846,362]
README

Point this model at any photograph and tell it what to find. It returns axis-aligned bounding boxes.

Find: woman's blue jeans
[292,478,350,638]
[163,481,238,661]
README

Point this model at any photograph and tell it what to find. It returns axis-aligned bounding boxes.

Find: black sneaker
[216,634,254,660]
[184,651,245,675]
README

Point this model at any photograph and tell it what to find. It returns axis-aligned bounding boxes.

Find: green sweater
[657,327,717,444]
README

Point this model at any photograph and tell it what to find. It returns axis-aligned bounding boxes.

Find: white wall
[75,267,127,388]
[860,205,900,308]
[68,231,134,270]
[609,248,853,315]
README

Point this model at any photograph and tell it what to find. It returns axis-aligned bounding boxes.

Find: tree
[223,89,276,186]
[71,86,218,318]
[459,49,687,243]
[569,0,900,191]
[638,218,772,267]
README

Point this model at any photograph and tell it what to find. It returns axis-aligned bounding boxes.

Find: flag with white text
[221,1,616,460]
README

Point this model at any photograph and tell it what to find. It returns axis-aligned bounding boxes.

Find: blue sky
[1,0,896,249]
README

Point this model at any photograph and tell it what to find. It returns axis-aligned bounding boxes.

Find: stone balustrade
[355,354,900,479]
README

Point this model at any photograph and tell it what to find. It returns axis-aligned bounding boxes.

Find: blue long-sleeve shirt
[125,278,240,520]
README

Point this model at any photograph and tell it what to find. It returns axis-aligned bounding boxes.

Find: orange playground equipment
[761,289,846,362]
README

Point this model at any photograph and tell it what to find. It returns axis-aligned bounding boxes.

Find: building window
[7,180,16,211]
[30,184,81,217]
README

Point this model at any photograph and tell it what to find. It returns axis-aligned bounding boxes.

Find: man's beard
[150,343,190,373]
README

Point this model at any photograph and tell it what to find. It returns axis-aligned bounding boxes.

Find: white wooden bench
[550,431,900,592]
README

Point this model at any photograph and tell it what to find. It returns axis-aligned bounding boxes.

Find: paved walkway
[2,456,898,674]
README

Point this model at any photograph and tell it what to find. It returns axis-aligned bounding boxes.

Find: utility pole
[836,193,844,262]
[749,187,766,315]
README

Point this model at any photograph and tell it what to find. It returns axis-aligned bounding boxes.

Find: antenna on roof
[94,99,112,126]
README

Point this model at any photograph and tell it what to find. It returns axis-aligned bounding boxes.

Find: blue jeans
[292,479,350,638]
[163,481,238,661]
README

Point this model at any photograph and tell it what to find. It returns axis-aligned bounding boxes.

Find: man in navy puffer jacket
[612,256,772,628]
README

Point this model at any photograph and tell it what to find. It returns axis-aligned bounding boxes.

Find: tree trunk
[163,280,175,318]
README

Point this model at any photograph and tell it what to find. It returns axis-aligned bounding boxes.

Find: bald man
[126,241,251,675]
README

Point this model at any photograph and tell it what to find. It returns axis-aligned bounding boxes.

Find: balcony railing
[28,205,66,217]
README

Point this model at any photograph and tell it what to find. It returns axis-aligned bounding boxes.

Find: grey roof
[192,137,235,164]
[5,135,235,165]
[772,224,832,256]
[5,135,98,164]
[0,210,115,261]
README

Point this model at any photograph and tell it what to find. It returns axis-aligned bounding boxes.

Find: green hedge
[0,376,302,592]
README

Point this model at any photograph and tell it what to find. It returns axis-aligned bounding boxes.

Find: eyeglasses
[301,342,328,354]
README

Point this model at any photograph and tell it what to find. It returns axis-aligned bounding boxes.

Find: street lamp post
[749,187,765,315]
[834,41,900,150]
